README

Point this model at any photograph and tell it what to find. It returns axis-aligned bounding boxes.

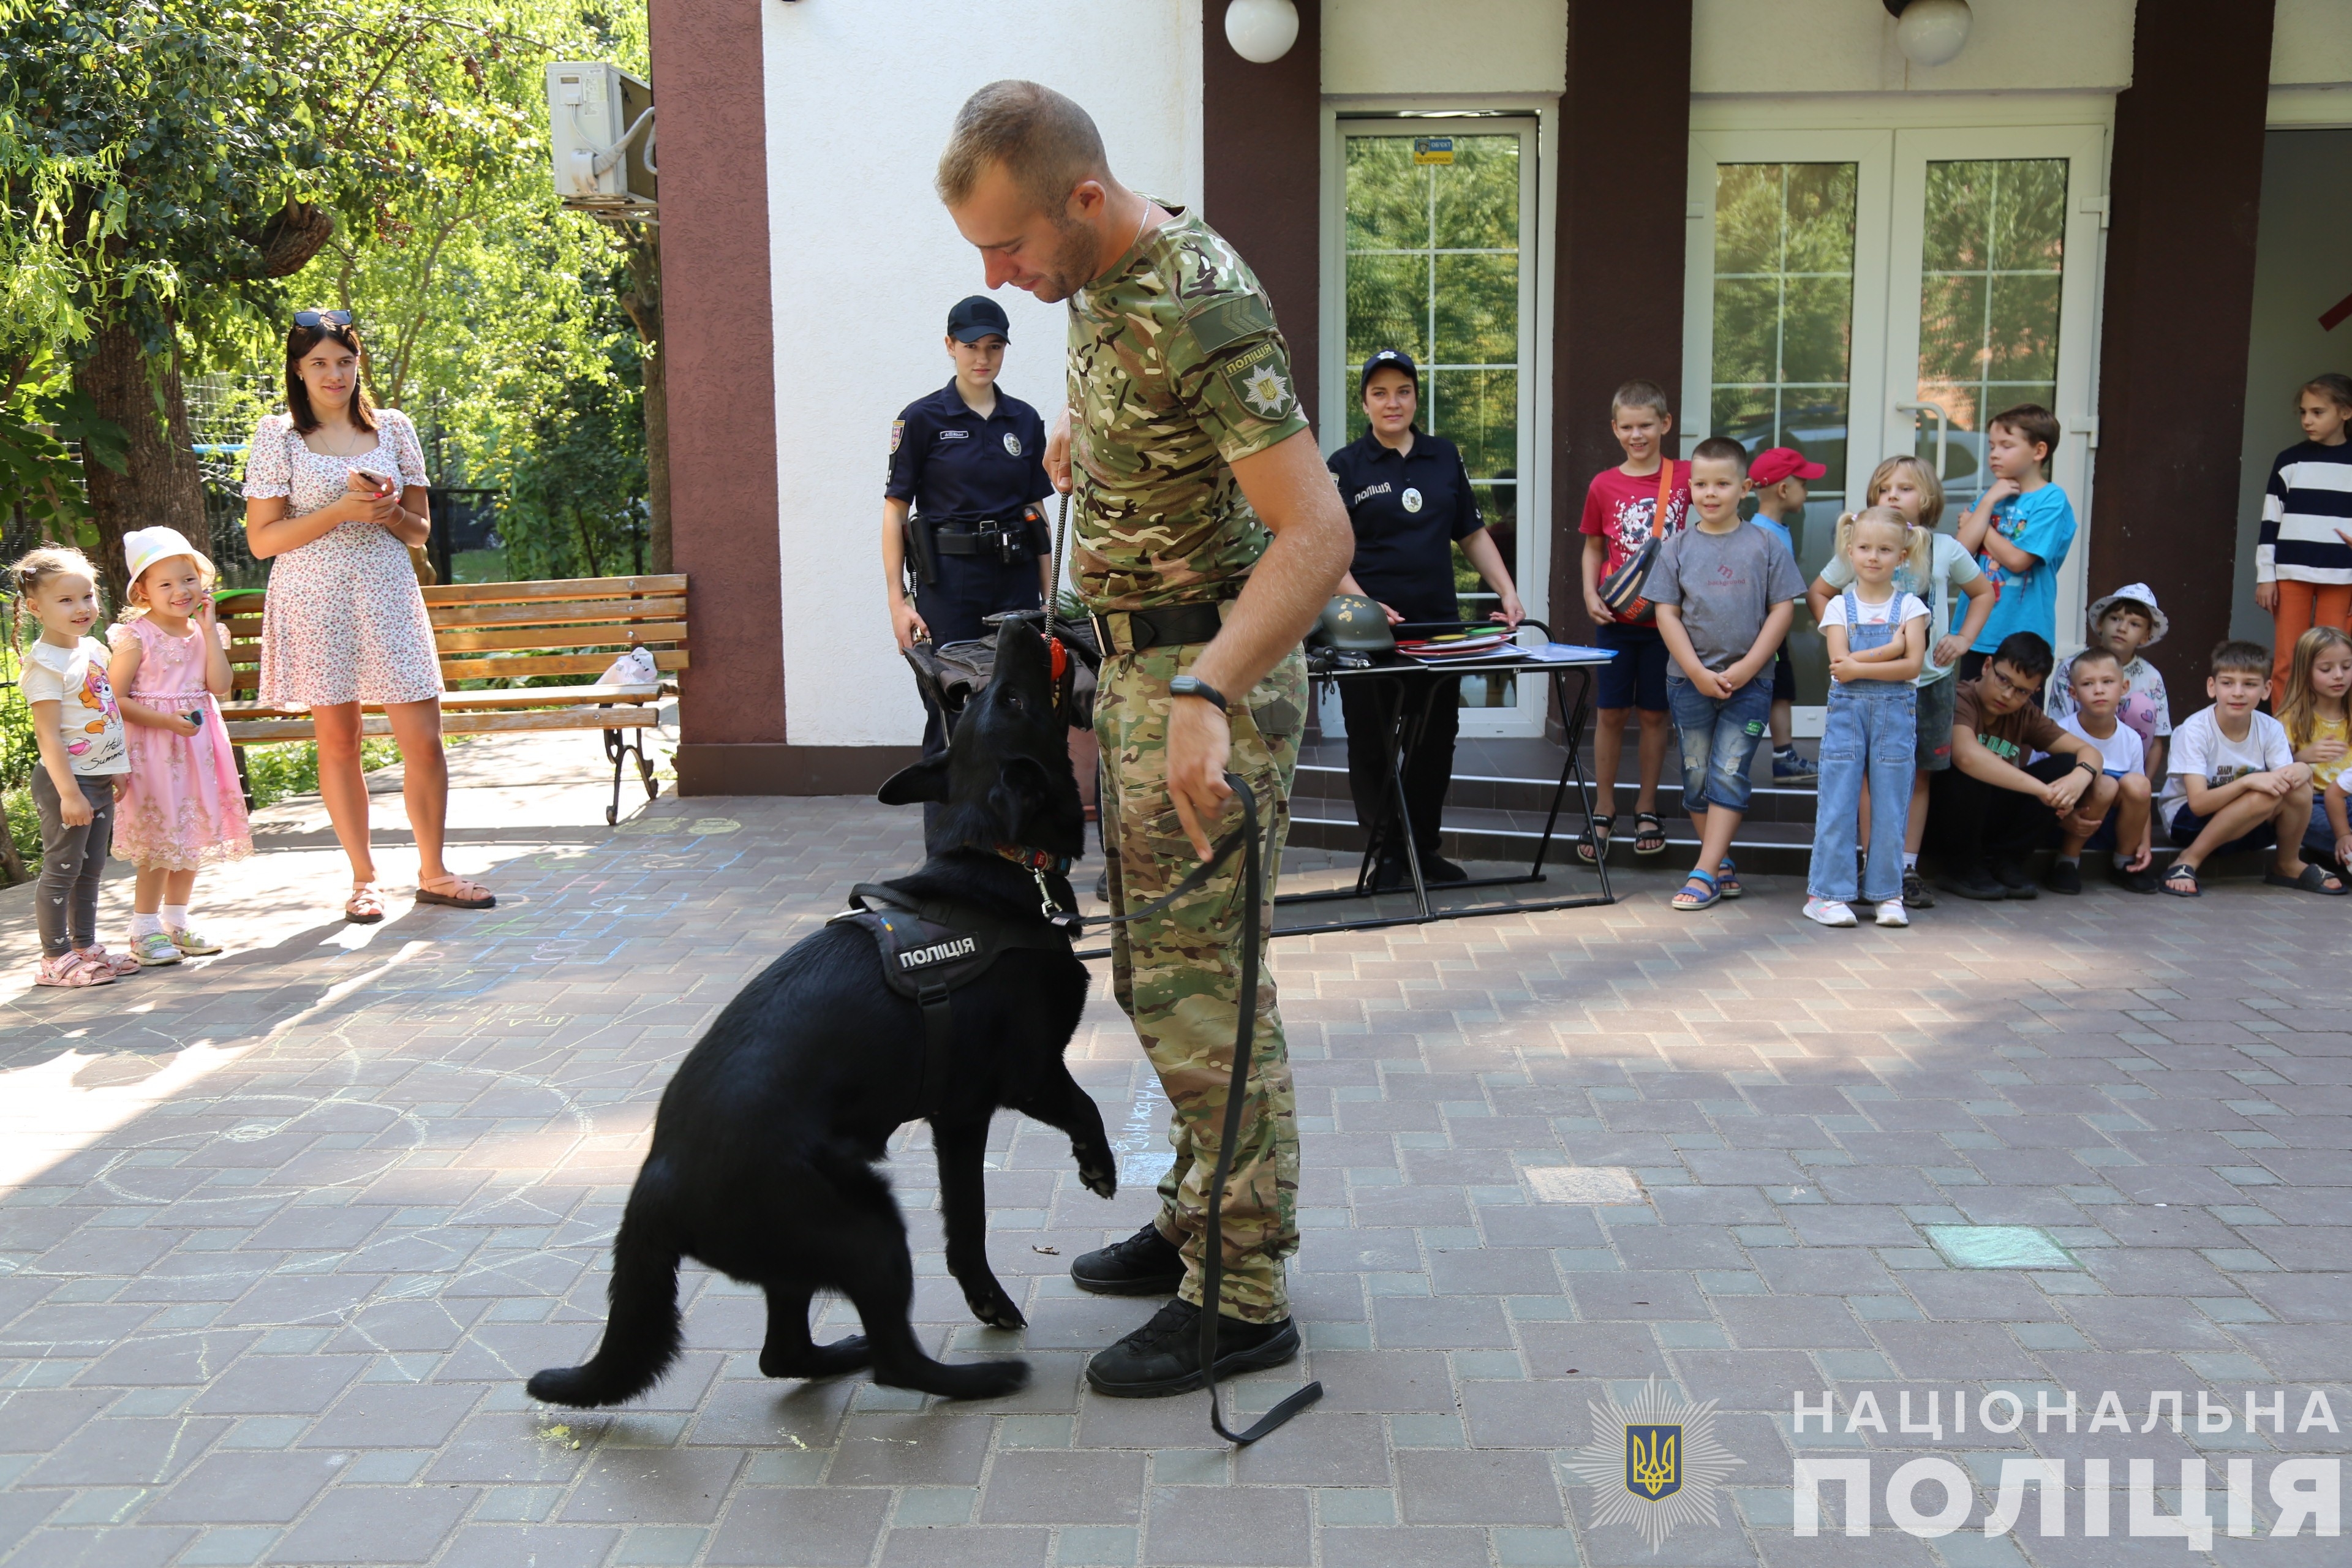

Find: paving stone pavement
[1,733,2348,1567]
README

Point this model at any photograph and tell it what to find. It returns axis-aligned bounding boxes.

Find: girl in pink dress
[107,527,253,965]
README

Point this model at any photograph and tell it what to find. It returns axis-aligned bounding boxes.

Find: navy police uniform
[886,418,1053,646]
[1325,350,1487,875]
[887,297,1055,790]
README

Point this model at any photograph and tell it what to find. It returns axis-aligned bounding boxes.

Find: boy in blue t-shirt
[1955,404,2075,686]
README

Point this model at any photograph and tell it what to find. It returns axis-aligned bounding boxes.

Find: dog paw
[965,1287,1028,1331]
[1076,1148,1118,1199]
[930,1357,1031,1401]
[759,1335,873,1380]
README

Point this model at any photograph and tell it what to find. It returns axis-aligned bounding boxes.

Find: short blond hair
[937,80,1108,213]
[1864,453,1945,531]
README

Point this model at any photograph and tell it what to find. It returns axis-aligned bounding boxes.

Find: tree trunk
[76,315,208,606]
[619,227,670,576]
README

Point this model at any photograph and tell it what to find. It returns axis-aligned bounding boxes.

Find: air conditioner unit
[547,61,656,214]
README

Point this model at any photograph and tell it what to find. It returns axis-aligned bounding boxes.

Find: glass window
[1913,158,2068,508]
[1344,129,1525,706]
[1709,161,1859,704]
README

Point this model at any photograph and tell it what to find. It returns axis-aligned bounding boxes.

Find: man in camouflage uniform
[940,81,1353,1395]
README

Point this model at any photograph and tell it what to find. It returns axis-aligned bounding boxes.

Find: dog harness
[829,881,1075,1119]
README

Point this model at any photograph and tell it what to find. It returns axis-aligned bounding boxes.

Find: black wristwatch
[1169,674,1230,712]
[2075,757,2101,776]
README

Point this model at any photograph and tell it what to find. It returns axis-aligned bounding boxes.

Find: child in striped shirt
[2256,372,2352,703]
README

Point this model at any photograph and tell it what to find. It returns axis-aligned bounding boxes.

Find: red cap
[1749,447,1828,485]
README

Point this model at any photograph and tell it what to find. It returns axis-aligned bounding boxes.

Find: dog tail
[527,1188,682,1408]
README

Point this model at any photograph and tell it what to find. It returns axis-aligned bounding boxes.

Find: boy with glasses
[1926,631,2108,900]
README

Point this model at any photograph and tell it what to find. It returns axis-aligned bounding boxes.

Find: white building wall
[1322,0,1566,97]
[762,0,1202,748]
[2272,0,2352,86]
[1691,0,2139,96]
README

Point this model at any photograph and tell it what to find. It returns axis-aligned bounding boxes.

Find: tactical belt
[933,522,1024,557]
[1090,598,1231,658]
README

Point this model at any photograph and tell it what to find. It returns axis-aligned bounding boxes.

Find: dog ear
[877,755,952,806]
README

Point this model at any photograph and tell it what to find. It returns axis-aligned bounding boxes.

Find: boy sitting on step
[2157,639,2345,898]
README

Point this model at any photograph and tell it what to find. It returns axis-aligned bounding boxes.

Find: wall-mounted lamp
[1224,0,1300,64]
[1883,0,1973,68]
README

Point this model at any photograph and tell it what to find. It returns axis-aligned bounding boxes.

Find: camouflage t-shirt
[1066,203,1310,611]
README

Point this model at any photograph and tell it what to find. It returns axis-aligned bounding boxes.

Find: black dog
[529,622,1114,1405]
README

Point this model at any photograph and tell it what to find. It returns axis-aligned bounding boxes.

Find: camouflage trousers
[1096,641,1307,1322]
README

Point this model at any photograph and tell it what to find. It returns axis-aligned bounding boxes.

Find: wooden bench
[219,575,689,824]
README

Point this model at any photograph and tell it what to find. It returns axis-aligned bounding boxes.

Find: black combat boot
[1084,1298,1300,1398]
[1070,1223,1184,1296]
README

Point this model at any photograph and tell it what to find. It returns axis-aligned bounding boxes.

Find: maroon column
[2091,0,2275,699]
[1202,0,1322,423]
[1551,0,1692,650]
[650,0,790,796]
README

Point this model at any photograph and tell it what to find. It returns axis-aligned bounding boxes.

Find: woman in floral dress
[241,312,494,921]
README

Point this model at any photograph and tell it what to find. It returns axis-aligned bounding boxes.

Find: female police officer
[1326,348,1524,886]
[882,296,1057,825]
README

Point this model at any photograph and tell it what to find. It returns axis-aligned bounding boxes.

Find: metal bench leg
[602,728,658,826]
[603,728,627,827]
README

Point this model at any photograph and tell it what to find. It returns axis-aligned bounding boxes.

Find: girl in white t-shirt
[1805,509,1930,929]
[10,546,138,987]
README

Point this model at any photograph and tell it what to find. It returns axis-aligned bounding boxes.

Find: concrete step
[1292,731,1828,872]
[1287,797,1825,875]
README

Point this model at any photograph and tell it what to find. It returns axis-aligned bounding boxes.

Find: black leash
[1085,772,1323,1446]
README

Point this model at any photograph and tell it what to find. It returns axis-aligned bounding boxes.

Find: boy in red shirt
[1576,379,1689,862]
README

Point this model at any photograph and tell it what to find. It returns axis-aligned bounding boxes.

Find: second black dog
[529,621,1112,1405]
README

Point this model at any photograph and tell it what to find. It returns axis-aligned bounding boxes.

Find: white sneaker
[1803,897,1858,928]
[130,931,183,966]
[1875,899,1909,928]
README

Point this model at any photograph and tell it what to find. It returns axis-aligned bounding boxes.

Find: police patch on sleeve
[1219,339,1295,420]
[890,419,905,454]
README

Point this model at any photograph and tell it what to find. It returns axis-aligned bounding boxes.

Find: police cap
[1360,347,1419,394]
[948,295,1012,344]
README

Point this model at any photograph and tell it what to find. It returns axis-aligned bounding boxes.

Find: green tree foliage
[0,0,654,587]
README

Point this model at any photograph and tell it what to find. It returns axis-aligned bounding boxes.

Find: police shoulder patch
[1217,337,1295,421]
[1182,292,1277,357]
[890,419,905,454]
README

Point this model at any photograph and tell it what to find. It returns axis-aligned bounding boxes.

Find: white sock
[130,912,164,938]
[1902,851,1919,870]
[162,904,189,930]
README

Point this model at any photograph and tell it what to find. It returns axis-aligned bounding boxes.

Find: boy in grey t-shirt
[1647,435,1806,910]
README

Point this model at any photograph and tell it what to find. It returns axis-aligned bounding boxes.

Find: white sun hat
[2087,582,2169,647]
[122,526,216,590]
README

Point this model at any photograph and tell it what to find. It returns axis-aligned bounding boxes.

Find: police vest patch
[1003,432,1022,457]
[1221,339,1294,419]
[938,428,969,441]
[891,419,905,454]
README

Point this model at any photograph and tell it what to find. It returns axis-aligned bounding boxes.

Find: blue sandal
[1672,869,1721,911]
[1714,856,1742,899]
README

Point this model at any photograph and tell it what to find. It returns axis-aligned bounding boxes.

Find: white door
[1326,116,1546,736]
[1683,123,2107,719]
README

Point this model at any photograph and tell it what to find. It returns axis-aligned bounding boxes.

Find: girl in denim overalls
[1806,508,1930,928]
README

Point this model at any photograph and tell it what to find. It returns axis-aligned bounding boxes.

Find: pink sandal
[345,883,387,924]
[77,944,141,978]
[416,874,495,910]
[36,952,116,988]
